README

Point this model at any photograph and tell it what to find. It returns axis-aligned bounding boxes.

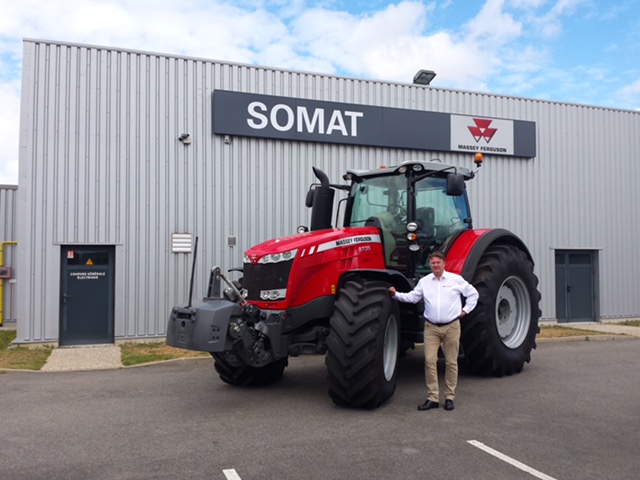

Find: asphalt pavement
[1,339,639,480]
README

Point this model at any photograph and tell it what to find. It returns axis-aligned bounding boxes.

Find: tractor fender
[445,228,534,282]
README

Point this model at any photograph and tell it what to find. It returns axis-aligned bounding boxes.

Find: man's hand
[388,286,396,296]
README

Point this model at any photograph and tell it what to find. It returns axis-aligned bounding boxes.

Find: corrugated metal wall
[16,39,640,343]
[1,185,18,322]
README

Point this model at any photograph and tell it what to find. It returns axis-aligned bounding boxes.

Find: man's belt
[426,317,461,327]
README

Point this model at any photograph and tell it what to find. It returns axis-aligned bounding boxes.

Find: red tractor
[167,155,541,408]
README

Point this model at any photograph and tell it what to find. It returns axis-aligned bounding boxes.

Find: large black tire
[326,277,400,409]
[212,352,288,386]
[460,244,541,377]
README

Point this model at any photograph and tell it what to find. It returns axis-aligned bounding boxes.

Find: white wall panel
[15,39,640,343]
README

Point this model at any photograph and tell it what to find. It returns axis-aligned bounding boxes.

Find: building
[13,38,640,345]
[0,184,18,325]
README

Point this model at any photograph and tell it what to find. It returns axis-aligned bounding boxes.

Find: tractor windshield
[347,172,470,275]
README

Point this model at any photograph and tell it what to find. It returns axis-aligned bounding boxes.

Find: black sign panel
[213,90,536,158]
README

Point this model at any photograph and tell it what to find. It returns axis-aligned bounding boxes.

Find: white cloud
[0,0,636,183]
[616,78,640,109]
[518,0,591,38]
[465,0,522,43]
[619,79,640,95]
[0,80,20,185]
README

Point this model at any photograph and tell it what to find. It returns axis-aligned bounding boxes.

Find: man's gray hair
[428,251,446,262]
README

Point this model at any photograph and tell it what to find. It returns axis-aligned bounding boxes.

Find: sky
[1,0,639,185]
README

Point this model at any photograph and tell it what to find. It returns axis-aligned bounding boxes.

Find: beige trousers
[424,320,461,402]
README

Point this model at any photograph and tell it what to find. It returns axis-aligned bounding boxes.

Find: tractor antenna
[187,236,199,308]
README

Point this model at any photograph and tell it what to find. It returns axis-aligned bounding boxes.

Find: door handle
[62,293,72,304]
[566,285,571,293]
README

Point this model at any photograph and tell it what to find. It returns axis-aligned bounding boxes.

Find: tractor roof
[345,160,474,181]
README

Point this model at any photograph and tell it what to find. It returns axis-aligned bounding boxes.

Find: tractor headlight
[258,249,298,264]
[406,222,419,232]
[260,289,287,300]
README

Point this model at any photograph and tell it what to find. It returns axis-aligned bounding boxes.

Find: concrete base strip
[41,345,123,372]
[468,440,556,480]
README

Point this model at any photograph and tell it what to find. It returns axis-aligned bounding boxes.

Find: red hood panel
[245,227,382,262]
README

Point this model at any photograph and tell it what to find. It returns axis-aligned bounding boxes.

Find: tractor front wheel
[461,244,541,376]
[326,277,400,409]
[212,352,288,386]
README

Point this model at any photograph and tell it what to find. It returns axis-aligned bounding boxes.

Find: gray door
[60,246,115,345]
[555,251,595,323]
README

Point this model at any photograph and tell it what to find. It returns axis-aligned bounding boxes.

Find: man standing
[389,252,478,411]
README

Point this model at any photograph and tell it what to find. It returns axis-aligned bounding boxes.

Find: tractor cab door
[413,176,470,276]
[345,171,471,276]
[347,175,410,272]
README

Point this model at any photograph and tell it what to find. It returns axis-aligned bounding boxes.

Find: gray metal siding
[16,39,640,342]
[1,185,18,322]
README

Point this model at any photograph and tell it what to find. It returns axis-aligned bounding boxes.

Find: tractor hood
[243,227,382,265]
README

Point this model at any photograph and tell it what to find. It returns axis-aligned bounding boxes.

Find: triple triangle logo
[450,114,516,156]
[468,118,497,143]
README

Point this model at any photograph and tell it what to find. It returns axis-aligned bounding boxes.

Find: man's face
[430,257,445,275]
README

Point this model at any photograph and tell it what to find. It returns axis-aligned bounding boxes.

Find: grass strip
[120,341,208,366]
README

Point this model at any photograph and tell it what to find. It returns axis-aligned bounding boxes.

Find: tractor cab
[341,161,474,277]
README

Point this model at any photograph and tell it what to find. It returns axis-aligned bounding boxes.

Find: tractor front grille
[243,260,293,301]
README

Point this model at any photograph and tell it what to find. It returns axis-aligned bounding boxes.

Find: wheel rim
[495,275,531,349]
[383,315,399,381]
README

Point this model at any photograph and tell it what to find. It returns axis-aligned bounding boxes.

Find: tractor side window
[349,176,406,228]
[415,177,469,239]
[349,176,408,270]
[413,177,470,276]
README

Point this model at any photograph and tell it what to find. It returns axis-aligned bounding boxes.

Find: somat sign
[212,90,536,158]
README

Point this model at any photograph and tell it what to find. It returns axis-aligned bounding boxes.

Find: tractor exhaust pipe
[309,167,335,231]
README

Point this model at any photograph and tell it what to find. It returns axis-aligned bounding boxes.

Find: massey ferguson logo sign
[468,118,497,143]
[213,90,536,158]
[450,115,516,155]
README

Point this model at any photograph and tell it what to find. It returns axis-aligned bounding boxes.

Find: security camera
[179,133,190,140]
[178,133,192,145]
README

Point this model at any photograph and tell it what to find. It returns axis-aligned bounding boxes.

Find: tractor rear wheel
[326,277,400,409]
[461,244,541,376]
[212,352,288,386]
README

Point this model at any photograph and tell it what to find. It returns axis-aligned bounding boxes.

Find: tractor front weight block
[166,299,242,352]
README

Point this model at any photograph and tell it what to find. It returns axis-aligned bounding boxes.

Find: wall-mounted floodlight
[413,69,437,86]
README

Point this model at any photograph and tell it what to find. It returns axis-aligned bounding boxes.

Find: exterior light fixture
[413,69,437,86]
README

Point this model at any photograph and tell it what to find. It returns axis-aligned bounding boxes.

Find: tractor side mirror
[305,187,315,208]
[446,173,465,196]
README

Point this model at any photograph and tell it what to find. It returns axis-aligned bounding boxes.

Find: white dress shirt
[393,270,479,324]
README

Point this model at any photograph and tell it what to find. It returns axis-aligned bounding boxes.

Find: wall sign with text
[213,90,536,158]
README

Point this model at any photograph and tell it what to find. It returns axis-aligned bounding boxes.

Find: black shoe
[418,400,440,411]
[444,399,455,411]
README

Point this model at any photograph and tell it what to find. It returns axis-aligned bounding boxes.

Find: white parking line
[223,469,242,480]
[468,440,557,480]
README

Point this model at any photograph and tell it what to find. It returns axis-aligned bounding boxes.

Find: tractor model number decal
[316,234,381,253]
